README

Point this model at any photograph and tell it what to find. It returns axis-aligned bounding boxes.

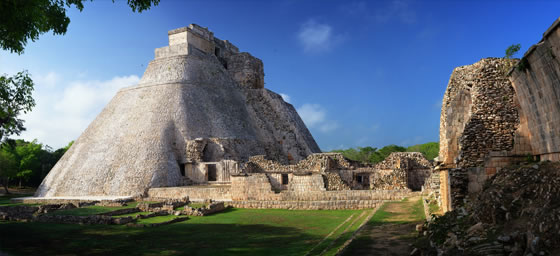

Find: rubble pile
[415,161,560,255]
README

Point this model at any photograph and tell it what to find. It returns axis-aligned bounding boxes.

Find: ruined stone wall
[510,18,560,160]
[439,58,530,169]
[147,186,231,201]
[370,169,408,190]
[230,174,280,201]
[287,174,326,192]
[323,172,351,191]
[374,152,432,170]
[437,58,534,211]
[369,152,432,191]
[245,153,351,173]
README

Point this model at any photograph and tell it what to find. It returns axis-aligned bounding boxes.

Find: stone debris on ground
[413,161,560,256]
[0,197,227,227]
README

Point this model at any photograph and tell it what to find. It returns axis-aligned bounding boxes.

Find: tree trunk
[1,178,9,194]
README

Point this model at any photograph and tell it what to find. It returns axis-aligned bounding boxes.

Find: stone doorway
[207,164,217,181]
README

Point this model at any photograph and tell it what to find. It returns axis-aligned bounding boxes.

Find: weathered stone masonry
[438,18,560,212]
[510,18,560,162]
[438,58,533,211]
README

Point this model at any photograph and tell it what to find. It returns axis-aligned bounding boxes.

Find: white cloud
[16,73,140,149]
[297,103,338,133]
[298,19,341,53]
[279,93,291,103]
[297,104,326,127]
[35,72,60,88]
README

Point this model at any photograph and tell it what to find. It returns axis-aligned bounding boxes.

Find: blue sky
[0,0,558,150]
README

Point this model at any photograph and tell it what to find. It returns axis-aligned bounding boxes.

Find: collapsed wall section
[439,58,531,169]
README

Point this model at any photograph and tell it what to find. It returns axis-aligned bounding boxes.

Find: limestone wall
[510,18,560,159]
[147,186,231,201]
[288,174,326,192]
[230,174,280,201]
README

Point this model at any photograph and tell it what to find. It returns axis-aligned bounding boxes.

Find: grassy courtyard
[0,196,375,256]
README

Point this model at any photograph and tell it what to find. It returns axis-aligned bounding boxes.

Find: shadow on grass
[0,218,324,256]
[0,194,35,207]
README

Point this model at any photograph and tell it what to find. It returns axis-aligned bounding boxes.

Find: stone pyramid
[35,24,320,197]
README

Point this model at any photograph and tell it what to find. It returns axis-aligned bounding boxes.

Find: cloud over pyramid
[36,24,320,197]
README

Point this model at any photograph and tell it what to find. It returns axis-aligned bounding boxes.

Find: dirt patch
[341,197,424,256]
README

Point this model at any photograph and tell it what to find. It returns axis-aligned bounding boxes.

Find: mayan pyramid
[35,24,320,197]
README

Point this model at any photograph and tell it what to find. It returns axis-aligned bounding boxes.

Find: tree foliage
[331,144,406,164]
[0,139,72,192]
[0,0,160,54]
[505,44,521,59]
[0,148,17,193]
[332,142,439,164]
[0,71,35,143]
[406,142,439,160]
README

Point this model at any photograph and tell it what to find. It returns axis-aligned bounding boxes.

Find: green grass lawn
[0,207,370,256]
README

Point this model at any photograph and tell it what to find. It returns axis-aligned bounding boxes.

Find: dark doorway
[356,175,363,184]
[207,164,217,181]
[281,174,289,185]
[179,163,185,176]
[215,47,221,57]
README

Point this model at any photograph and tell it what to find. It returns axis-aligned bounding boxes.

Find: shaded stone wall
[510,18,560,161]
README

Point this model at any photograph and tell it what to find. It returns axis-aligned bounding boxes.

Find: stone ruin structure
[148,151,432,209]
[436,18,560,212]
[36,24,320,198]
[32,24,430,209]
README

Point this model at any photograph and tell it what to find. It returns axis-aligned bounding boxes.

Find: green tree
[503,43,521,75]
[370,145,406,163]
[0,147,17,193]
[0,0,160,54]
[13,140,43,188]
[0,71,35,143]
[406,142,439,160]
[331,144,406,164]
[505,44,521,59]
